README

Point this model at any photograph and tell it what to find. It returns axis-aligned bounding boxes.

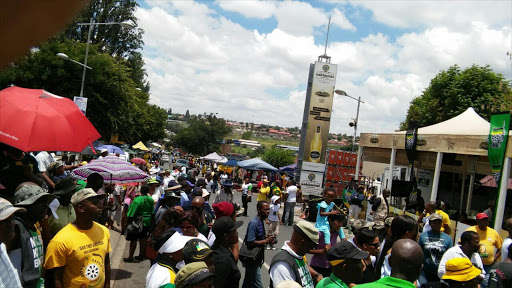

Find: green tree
[185,110,190,119]
[57,0,144,58]
[400,64,512,130]
[241,131,253,140]
[173,115,232,154]
[262,145,296,168]
[0,40,166,143]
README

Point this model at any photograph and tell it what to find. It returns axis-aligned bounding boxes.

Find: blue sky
[135,0,511,134]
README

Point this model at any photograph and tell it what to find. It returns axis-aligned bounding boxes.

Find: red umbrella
[0,86,101,152]
[130,157,147,165]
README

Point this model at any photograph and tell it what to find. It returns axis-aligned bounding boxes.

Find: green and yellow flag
[488,112,511,225]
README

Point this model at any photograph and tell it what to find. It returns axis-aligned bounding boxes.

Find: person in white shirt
[283,180,298,226]
[162,170,174,189]
[438,231,485,280]
[35,151,55,188]
[502,218,512,262]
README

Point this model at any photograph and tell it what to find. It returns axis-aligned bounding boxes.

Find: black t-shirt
[486,261,512,288]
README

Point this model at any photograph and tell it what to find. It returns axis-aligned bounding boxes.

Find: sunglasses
[365,243,380,248]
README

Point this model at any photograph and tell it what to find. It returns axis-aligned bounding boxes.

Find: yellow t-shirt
[436,210,450,232]
[466,225,503,265]
[44,222,111,288]
[258,186,270,202]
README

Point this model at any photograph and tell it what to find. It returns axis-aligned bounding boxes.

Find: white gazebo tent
[203,152,223,161]
[358,107,511,231]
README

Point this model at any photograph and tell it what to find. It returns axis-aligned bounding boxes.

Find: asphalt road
[235,191,313,288]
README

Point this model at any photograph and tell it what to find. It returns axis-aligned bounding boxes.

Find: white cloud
[352,1,512,30]
[136,0,512,136]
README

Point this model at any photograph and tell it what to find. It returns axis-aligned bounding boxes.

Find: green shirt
[354,277,416,288]
[126,195,154,226]
[316,273,349,288]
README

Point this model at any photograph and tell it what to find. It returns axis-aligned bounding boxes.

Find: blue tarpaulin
[237,158,278,171]
[224,159,238,167]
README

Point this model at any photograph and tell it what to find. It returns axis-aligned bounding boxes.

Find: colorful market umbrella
[130,157,147,165]
[132,141,149,151]
[0,86,101,152]
[97,145,124,154]
[69,156,150,184]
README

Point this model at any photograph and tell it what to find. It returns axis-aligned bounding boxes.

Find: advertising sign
[73,96,88,115]
[302,62,338,164]
[488,112,511,224]
[300,170,324,195]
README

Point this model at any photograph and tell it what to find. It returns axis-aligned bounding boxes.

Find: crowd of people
[1,144,512,288]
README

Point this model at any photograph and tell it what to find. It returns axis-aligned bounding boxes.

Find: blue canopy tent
[224,159,238,167]
[237,158,278,172]
[279,163,296,176]
[97,145,124,154]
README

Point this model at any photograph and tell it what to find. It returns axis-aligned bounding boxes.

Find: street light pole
[76,19,135,97]
[80,17,94,97]
[353,95,361,152]
[334,90,365,152]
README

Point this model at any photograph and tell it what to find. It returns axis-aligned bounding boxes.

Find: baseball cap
[167,180,182,190]
[183,239,212,263]
[442,258,481,282]
[76,180,87,191]
[163,190,181,200]
[147,177,160,185]
[212,202,234,217]
[212,216,243,238]
[186,180,195,187]
[293,221,319,245]
[175,262,215,288]
[327,241,370,266]
[0,197,26,220]
[70,188,106,205]
[155,176,163,183]
[14,185,56,206]
[352,219,372,233]
[53,178,77,195]
[429,213,444,221]
[158,231,195,254]
[373,221,385,230]
[476,213,489,220]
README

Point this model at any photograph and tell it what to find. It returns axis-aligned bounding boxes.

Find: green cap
[14,185,55,206]
[175,262,215,288]
[76,180,87,192]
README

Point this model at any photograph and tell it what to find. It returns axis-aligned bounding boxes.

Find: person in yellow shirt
[435,200,452,235]
[258,180,271,202]
[465,213,503,270]
[44,189,111,288]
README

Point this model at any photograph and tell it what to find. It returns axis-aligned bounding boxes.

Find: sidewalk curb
[109,229,127,288]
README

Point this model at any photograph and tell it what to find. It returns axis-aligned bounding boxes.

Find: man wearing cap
[148,177,164,204]
[438,231,485,280]
[371,188,390,222]
[355,239,424,288]
[44,188,111,288]
[155,187,181,226]
[175,262,215,288]
[0,197,25,288]
[146,230,195,288]
[8,183,56,288]
[211,216,244,288]
[418,201,437,233]
[269,221,320,288]
[183,239,214,272]
[48,178,77,237]
[418,213,453,285]
[442,258,482,288]
[214,179,234,204]
[466,212,503,270]
[316,241,369,288]
[179,180,194,210]
[98,149,109,159]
